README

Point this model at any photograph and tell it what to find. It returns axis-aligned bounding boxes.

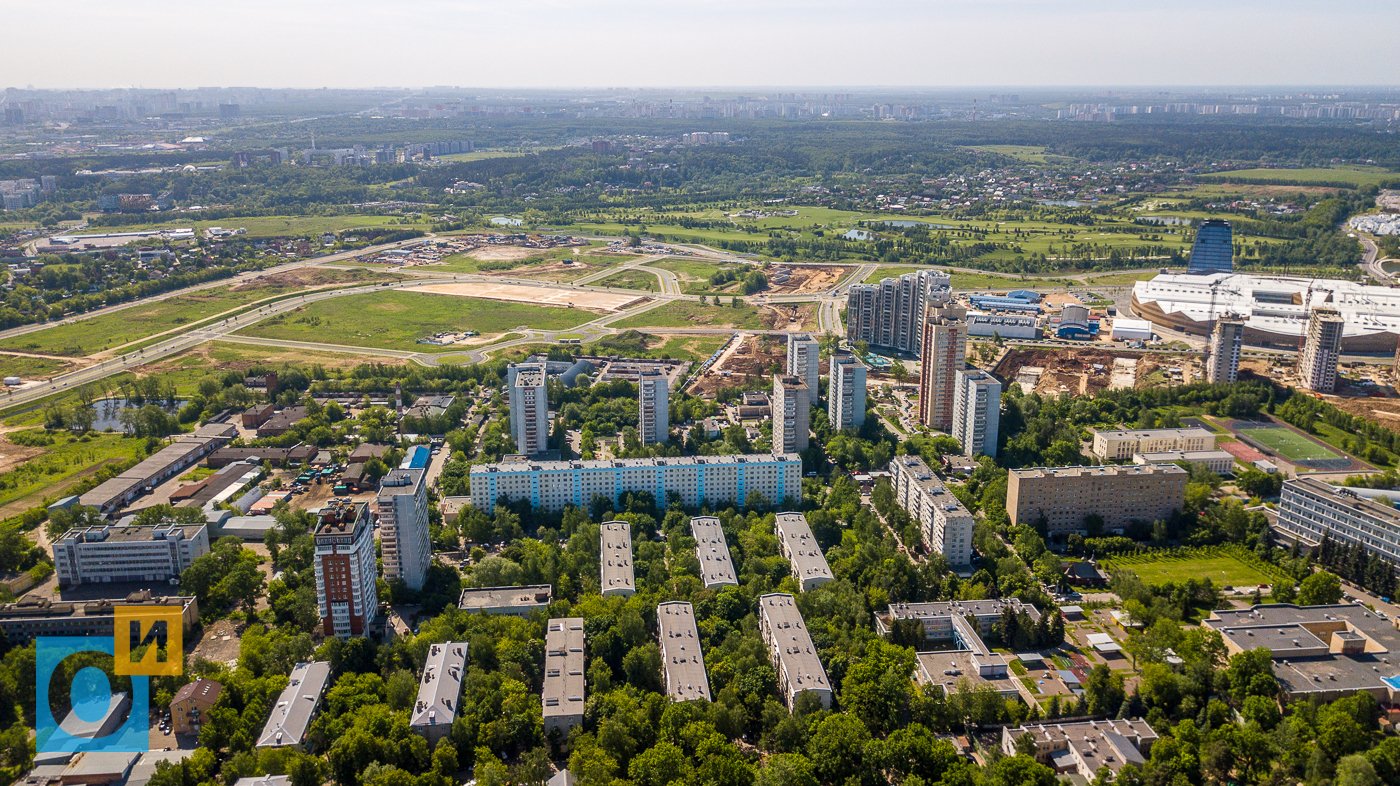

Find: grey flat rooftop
[600,521,635,595]
[916,651,1019,697]
[887,599,1042,622]
[458,585,553,612]
[760,593,831,695]
[411,642,468,731]
[542,618,586,720]
[690,516,737,588]
[471,453,801,474]
[256,661,331,748]
[658,602,710,702]
[775,512,832,586]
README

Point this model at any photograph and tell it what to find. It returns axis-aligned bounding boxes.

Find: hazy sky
[6,0,1396,89]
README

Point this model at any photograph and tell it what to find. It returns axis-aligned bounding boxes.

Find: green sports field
[1237,425,1342,462]
[1104,550,1283,588]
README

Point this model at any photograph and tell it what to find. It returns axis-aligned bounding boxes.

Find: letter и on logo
[115,606,184,677]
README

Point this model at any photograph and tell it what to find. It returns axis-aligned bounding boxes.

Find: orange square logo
[113,607,183,677]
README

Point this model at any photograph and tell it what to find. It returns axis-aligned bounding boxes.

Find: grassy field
[1084,270,1168,286]
[0,270,397,357]
[951,272,1075,290]
[77,215,431,239]
[967,145,1074,164]
[0,355,75,380]
[652,258,751,293]
[434,149,531,163]
[0,286,295,357]
[647,334,729,361]
[236,291,596,351]
[609,301,772,331]
[1104,548,1285,589]
[0,431,146,513]
[863,266,934,283]
[1204,166,1395,187]
[1237,424,1343,462]
[598,269,662,291]
[427,243,605,275]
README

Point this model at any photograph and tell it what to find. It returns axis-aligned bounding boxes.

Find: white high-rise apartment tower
[786,334,820,406]
[639,370,669,446]
[828,356,866,431]
[918,306,968,431]
[1206,316,1245,384]
[952,369,1001,458]
[509,363,549,456]
[772,374,810,454]
[377,469,430,591]
[1299,307,1344,393]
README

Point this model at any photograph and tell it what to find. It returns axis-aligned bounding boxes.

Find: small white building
[1110,318,1154,342]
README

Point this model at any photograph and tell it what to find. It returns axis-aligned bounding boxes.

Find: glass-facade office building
[1186,219,1234,274]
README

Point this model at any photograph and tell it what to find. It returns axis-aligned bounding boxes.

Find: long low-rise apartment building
[759,593,833,711]
[658,601,710,702]
[458,585,553,616]
[601,521,635,597]
[410,642,468,746]
[542,618,586,737]
[0,591,197,643]
[774,512,833,592]
[53,521,210,587]
[1001,720,1158,780]
[1091,427,1215,461]
[1278,478,1400,565]
[1007,464,1188,533]
[79,429,234,515]
[691,516,737,588]
[889,456,974,566]
[469,454,801,513]
[256,661,331,750]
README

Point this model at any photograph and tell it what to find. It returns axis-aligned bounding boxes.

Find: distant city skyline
[3,0,1396,89]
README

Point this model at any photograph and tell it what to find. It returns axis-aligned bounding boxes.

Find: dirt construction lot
[413,282,647,312]
[768,265,846,294]
[690,335,789,396]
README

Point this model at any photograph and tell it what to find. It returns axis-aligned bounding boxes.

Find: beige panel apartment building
[1091,428,1215,461]
[1007,464,1188,533]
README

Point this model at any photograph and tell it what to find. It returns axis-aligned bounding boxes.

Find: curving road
[0,234,435,344]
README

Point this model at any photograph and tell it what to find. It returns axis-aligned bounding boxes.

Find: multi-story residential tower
[758,594,833,711]
[772,375,810,453]
[468,454,802,513]
[377,468,429,591]
[889,456,974,566]
[52,522,210,586]
[313,501,378,638]
[509,363,549,456]
[691,516,737,588]
[600,520,635,597]
[1007,464,1188,534]
[786,334,821,405]
[952,369,1001,458]
[1299,306,1345,393]
[1206,315,1246,384]
[1186,219,1234,275]
[845,270,953,353]
[828,355,867,431]
[542,618,586,736]
[657,602,710,702]
[638,369,669,446]
[918,306,968,431]
[774,512,833,591]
